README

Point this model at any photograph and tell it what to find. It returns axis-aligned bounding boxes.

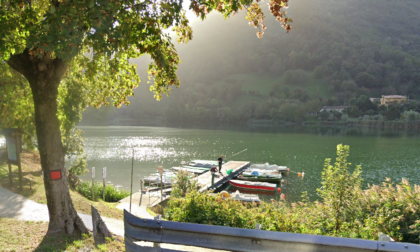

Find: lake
[77,126,420,202]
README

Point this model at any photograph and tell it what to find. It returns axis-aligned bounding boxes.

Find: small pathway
[0,185,225,252]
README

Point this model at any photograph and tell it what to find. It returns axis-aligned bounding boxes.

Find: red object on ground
[50,170,62,180]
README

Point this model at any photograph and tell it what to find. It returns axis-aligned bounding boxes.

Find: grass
[77,180,130,203]
[0,150,124,220]
[0,218,124,251]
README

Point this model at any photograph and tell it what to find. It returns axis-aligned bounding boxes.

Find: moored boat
[244,169,280,174]
[189,160,221,166]
[171,165,209,174]
[219,190,260,204]
[236,174,282,183]
[229,179,281,193]
[143,174,172,187]
[249,163,289,173]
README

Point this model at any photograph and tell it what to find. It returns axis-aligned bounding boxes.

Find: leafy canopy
[0,0,291,172]
[1,0,292,99]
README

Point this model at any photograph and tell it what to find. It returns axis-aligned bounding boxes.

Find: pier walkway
[195,161,250,192]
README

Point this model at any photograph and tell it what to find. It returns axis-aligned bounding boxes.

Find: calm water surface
[77,126,420,201]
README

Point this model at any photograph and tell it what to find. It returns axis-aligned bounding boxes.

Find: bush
[77,181,130,202]
[170,170,201,198]
[317,144,362,234]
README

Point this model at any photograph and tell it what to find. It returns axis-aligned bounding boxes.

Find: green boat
[236,174,281,183]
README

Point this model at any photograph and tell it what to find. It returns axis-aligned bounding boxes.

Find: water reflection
[78,126,420,202]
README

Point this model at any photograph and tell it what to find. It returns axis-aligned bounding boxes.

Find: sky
[182,0,198,22]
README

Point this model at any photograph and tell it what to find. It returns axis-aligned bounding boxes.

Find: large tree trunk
[7,50,88,235]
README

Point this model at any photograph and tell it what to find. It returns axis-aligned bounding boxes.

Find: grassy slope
[0,150,124,220]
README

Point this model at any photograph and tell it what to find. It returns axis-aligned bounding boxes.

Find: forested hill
[82,0,420,126]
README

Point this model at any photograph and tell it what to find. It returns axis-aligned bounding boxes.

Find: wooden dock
[195,161,250,192]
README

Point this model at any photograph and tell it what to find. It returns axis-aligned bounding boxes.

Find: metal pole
[103,178,105,201]
[16,133,23,190]
[92,177,94,200]
[160,173,163,200]
[211,173,215,188]
[130,149,134,213]
[8,162,12,186]
[139,179,143,206]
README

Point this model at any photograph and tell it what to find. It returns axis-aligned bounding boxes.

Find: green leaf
[88,0,95,8]
[49,6,56,14]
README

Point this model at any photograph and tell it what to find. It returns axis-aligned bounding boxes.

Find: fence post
[8,162,12,186]
[139,179,144,206]
[102,167,106,201]
[153,215,162,248]
[91,167,95,201]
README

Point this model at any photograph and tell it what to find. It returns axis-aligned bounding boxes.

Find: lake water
[78,126,420,202]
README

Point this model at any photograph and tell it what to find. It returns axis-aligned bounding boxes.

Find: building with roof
[369,98,381,103]
[380,95,407,105]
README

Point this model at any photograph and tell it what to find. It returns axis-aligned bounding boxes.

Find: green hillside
[82,0,420,126]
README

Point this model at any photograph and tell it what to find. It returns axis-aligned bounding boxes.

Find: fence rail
[124,210,420,252]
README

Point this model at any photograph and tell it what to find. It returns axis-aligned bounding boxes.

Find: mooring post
[160,173,163,199]
[211,173,215,188]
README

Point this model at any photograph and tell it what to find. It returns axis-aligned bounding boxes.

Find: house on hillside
[380,95,407,105]
[369,98,381,103]
[319,106,350,113]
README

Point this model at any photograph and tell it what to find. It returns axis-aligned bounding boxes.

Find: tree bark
[7,50,88,235]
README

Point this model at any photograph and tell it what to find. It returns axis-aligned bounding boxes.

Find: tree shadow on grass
[34,232,95,252]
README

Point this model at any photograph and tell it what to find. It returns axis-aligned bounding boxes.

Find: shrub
[170,170,201,198]
[317,144,362,234]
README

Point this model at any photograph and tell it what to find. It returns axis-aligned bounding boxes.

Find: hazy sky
[182,0,198,22]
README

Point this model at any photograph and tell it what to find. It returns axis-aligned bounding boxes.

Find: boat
[143,174,172,187]
[236,174,282,183]
[143,169,176,186]
[143,172,176,185]
[227,187,277,196]
[218,190,260,204]
[189,160,221,166]
[242,169,281,176]
[171,166,209,174]
[249,163,289,173]
[229,179,281,193]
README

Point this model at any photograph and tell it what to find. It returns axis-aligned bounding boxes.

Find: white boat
[242,169,282,176]
[171,166,208,174]
[220,190,260,204]
[143,171,175,186]
[249,163,289,172]
[189,160,221,167]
